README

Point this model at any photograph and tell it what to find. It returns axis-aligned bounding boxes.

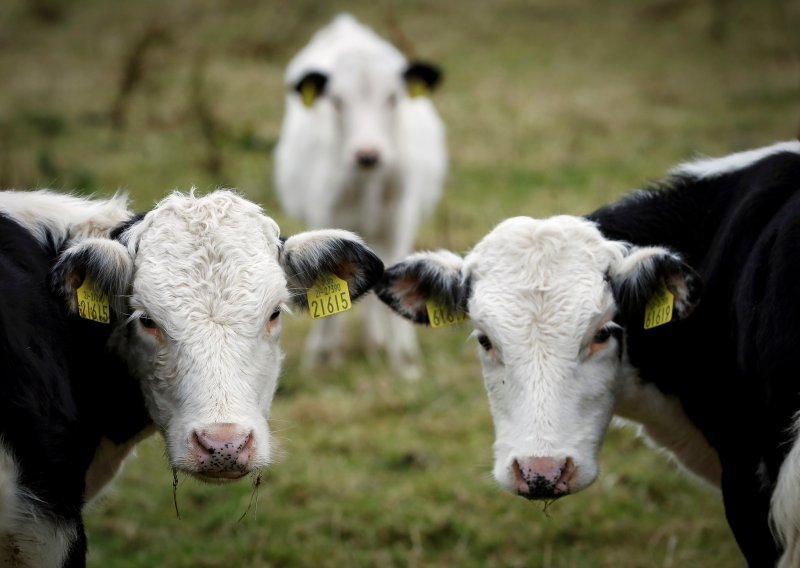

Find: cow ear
[280,229,384,310]
[610,246,702,325]
[403,61,442,97]
[51,237,134,315]
[375,250,467,325]
[293,71,328,108]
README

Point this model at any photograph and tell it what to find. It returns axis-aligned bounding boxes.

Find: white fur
[0,189,131,247]
[274,14,447,378]
[462,216,628,493]
[0,442,18,536]
[117,190,287,475]
[671,140,800,180]
[771,415,800,568]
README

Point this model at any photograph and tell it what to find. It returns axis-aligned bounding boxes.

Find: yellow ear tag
[407,79,430,98]
[307,274,351,319]
[426,298,467,328]
[300,82,317,108]
[77,279,110,324]
[643,280,674,330]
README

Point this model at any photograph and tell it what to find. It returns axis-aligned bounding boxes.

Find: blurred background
[1,0,798,566]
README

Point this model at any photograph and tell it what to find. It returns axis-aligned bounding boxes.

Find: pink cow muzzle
[512,456,576,499]
[191,423,255,480]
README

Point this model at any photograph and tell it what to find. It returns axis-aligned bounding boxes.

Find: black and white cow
[0,189,382,567]
[376,140,800,566]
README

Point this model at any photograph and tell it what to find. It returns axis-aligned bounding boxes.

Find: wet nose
[512,456,575,499]
[192,423,254,478]
[355,148,380,168]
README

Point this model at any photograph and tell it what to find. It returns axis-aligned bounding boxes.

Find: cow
[274,13,447,379]
[375,140,800,566]
[0,188,383,567]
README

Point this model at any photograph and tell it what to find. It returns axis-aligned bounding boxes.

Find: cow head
[53,190,383,482]
[376,216,700,499]
[293,56,441,171]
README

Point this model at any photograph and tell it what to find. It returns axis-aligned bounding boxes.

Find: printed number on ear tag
[407,79,430,98]
[643,280,674,330]
[426,298,467,328]
[77,279,110,324]
[300,82,318,107]
[307,274,352,319]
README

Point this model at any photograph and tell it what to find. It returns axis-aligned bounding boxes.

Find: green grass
[2,0,798,565]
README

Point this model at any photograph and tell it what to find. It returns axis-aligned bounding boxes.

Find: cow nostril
[512,456,575,499]
[355,150,380,168]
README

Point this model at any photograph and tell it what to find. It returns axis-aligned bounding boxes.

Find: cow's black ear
[280,229,384,311]
[51,237,134,315]
[610,246,702,326]
[375,250,468,325]
[403,61,442,97]
[293,71,328,107]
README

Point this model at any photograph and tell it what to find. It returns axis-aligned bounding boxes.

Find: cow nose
[512,456,576,499]
[192,423,254,478]
[355,148,380,168]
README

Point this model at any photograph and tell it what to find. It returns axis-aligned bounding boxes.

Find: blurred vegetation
[1,0,798,566]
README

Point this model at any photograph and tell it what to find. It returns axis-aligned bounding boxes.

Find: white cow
[274,14,447,379]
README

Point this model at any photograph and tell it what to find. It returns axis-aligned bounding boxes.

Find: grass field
[1,0,799,566]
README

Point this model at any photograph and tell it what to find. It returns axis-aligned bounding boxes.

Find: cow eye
[139,316,158,330]
[590,323,620,354]
[593,327,612,344]
[477,334,493,352]
[269,308,281,322]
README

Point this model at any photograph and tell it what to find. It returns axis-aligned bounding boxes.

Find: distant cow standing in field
[0,189,382,567]
[274,14,447,379]
[377,141,800,566]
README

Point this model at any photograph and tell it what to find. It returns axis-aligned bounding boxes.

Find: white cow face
[376,216,700,499]
[54,191,383,482]
[293,58,441,172]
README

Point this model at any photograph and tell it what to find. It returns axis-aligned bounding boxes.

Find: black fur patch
[403,61,443,92]
[0,213,150,566]
[109,212,145,242]
[587,148,800,565]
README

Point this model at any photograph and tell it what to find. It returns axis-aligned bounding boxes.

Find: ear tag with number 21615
[307,274,351,319]
[77,279,110,324]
